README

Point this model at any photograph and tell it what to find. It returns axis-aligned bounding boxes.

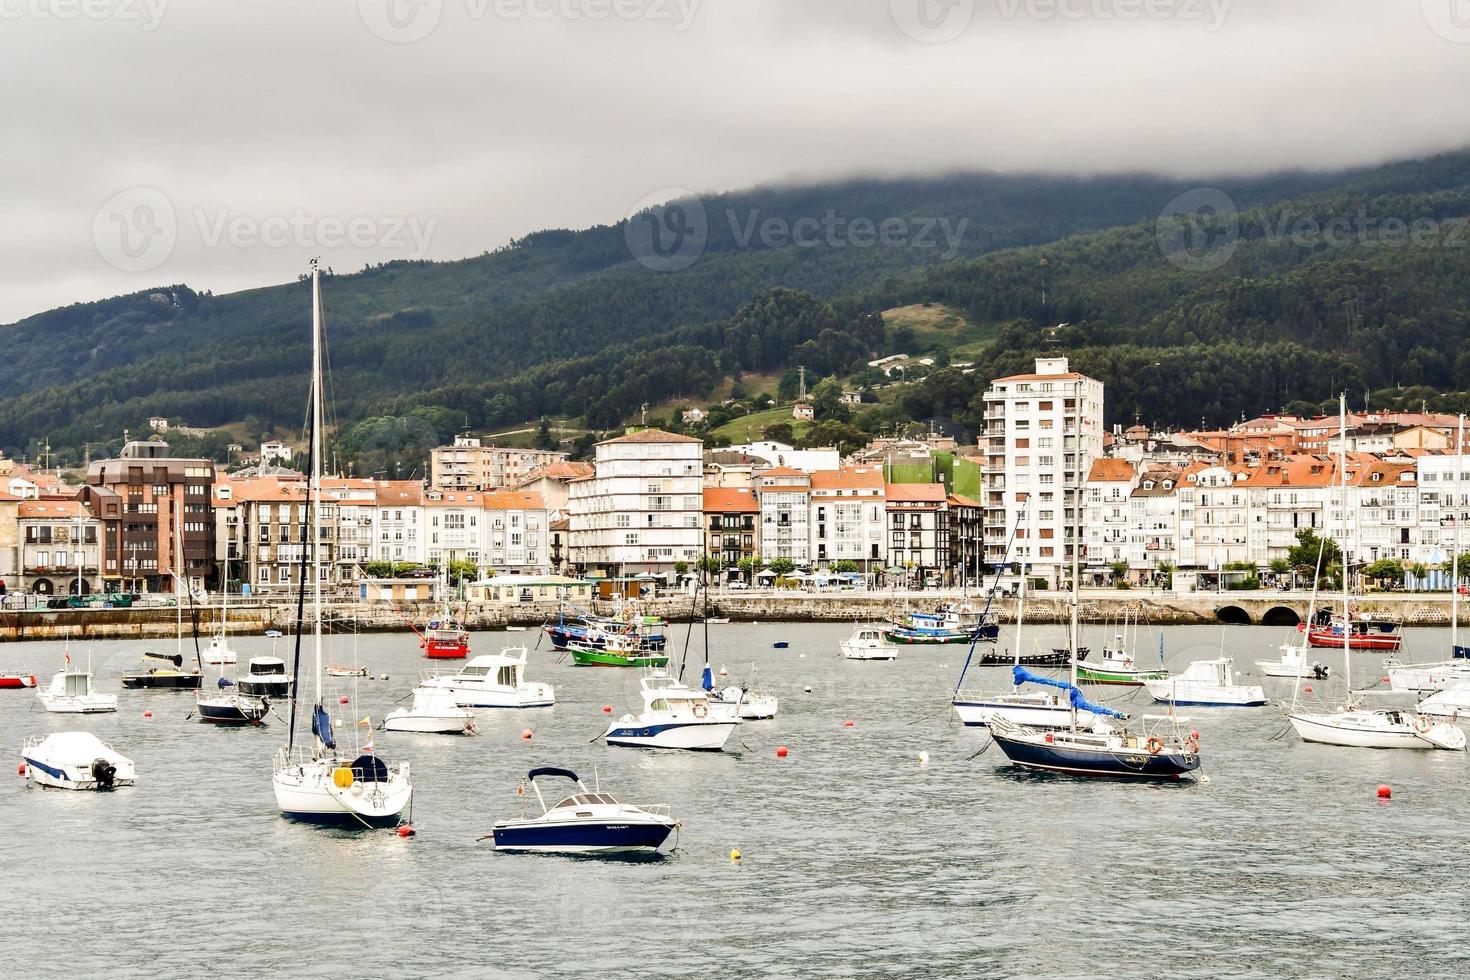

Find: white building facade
[567,430,704,575]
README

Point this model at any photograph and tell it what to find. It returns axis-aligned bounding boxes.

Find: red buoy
[17,763,25,775]
[339,695,350,705]
[843,720,854,728]
[1189,730,1199,741]
[520,728,533,740]
[602,705,612,714]
[1383,676,1391,684]
[1377,784,1392,799]
[397,825,415,837]
[775,745,789,758]
[142,710,153,718]
[1304,686,1313,694]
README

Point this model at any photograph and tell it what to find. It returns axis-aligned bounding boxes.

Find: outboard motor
[90,758,117,789]
[1312,663,1331,679]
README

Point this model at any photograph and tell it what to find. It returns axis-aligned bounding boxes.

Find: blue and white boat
[603,674,738,750]
[490,768,679,854]
[885,605,997,645]
[1143,658,1266,707]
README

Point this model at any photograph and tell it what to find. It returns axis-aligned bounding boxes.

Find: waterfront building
[947,493,984,588]
[755,467,813,566]
[885,482,949,584]
[509,460,593,518]
[0,490,19,593]
[1083,458,1138,581]
[703,487,759,574]
[721,441,840,473]
[431,434,568,491]
[374,481,427,568]
[16,499,100,595]
[809,467,885,573]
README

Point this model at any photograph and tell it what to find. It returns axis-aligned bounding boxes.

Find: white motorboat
[1256,643,1330,679]
[21,732,135,790]
[238,655,293,699]
[1144,658,1266,707]
[1416,687,1470,721]
[384,687,478,734]
[1288,708,1466,750]
[203,635,238,666]
[37,664,117,714]
[1384,658,1470,694]
[419,648,555,708]
[603,674,738,750]
[271,261,413,829]
[699,664,778,720]
[489,768,678,854]
[841,625,898,661]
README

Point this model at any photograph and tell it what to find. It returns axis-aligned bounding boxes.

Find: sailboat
[195,552,267,724]
[203,561,238,665]
[1286,397,1466,751]
[271,261,414,827]
[123,523,203,689]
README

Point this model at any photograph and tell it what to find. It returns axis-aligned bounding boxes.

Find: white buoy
[803,685,812,693]
[718,666,728,677]
[918,751,930,766]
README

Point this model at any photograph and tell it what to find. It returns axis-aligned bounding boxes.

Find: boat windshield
[461,665,490,676]
[553,793,618,809]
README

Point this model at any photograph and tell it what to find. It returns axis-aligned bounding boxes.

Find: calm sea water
[3,621,1468,979]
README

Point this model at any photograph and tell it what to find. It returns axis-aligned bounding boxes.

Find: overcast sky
[2,0,1467,323]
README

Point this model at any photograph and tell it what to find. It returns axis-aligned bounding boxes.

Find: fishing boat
[0,672,38,689]
[21,733,135,790]
[568,630,669,668]
[545,602,667,653]
[419,648,555,708]
[1075,637,1167,686]
[384,687,477,734]
[271,261,414,828]
[700,663,779,720]
[884,603,996,645]
[237,655,292,699]
[1297,609,1402,650]
[488,768,679,854]
[37,659,117,714]
[603,673,738,750]
[840,625,898,661]
[979,646,1082,667]
[1286,398,1466,752]
[1256,643,1330,679]
[421,617,470,660]
[1144,658,1266,707]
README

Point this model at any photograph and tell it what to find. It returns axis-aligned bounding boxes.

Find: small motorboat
[772,641,789,650]
[326,665,369,678]
[506,625,528,632]
[488,768,679,854]
[419,648,555,708]
[1298,611,1403,651]
[1144,658,1266,707]
[120,652,203,690]
[0,672,38,689]
[568,630,669,668]
[21,732,135,790]
[202,634,238,666]
[705,617,731,625]
[195,679,268,725]
[604,674,739,750]
[37,665,117,714]
[1256,643,1330,679]
[840,626,897,661]
[700,664,778,720]
[264,629,283,638]
[237,656,293,698]
[422,617,470,659]
[384,687,477,734]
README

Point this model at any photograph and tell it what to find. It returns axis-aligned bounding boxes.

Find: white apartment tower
[567,429,704,576]
[981,356,1104,588]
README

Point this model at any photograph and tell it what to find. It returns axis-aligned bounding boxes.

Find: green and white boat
[568,632,669,668]
[1074,625,1169,687]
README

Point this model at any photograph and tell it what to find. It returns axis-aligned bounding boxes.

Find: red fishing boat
[0,673,38,689]
[1298,612,1403,651]
[422,618,470,659]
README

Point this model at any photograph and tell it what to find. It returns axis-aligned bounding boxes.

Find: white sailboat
[1287,397,1466,751]
[271,261,414,827]
[203,562,237,665]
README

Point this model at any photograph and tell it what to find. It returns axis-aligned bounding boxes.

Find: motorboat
[1144,659,1266,707]
[37,665,118,714]
[203,634,238,666]
[196,679,269,724]
[327,665,369,678]
[1383,658,1470,694]
[1297,610,1402,651]
[603,674,738,750]
[237,656,293,699]
[568,630,669,668]
[988,713,1201,780]
[488,768,678,854]
[419,648,555,708]
[384,686,478,734]
[1075,634,1168,686]
[699,663,778,720]
[0,672,38,689]
[953,665,1105,729]
[1255,643,1330,680]
[421,616,470,659]
[121,652,203,690]
[1416,687,1470,721]
[21,732,135,790]
[841,625,897,661]
[1287,707,1466,750]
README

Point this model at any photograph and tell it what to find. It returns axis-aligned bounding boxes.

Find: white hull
[37,695,118,714]
[1287,710,1467,750]
[1417,688,1470,720]
[272,755,413,825]
[1386,662,1470,694]
[1257,663,1319,678]
[603,718,737,750]
[21,733,135,790]
[384,710,476,734]
[1143,680,1267,706]
[428,688,554,709]
[706,689,778,721]
[841,641,897,660]
[952,694,1093,729]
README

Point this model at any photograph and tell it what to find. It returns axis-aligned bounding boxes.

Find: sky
[2,0,1468,324]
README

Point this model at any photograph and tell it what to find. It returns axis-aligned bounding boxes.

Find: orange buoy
[602,705,612,714]
[339,695,350,705]
[520,728,533,740]
[1377,784,1392,799]
[16,763,25,775]
[1382,676,1391,683]
[1304,686,1313,694]
[142,710,153,718]
[843,720,854,728]
[1189,730,1199,741]
[397,825,415,837]
[775,745,789,758]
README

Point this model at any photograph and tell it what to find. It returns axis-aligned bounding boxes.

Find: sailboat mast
[1069,379,1083,696]
[175,522,183,660]
[1454,414,1464,654]
[1339,393,1351,695]
[311,262,324,707]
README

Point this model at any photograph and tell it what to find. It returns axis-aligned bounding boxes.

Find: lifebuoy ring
[1414,715,1431,734]
[1146,736,1163,755]
[693,702,708,719]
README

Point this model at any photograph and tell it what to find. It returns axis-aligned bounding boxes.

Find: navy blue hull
[197,701,267,724]
[493,820,673,852]
[992,731,1199,780]
[281,810,403,829]
[546,624,665,653]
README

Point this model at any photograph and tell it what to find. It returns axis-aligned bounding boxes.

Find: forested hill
[892,150,1470,435]
[0,166,1371,461]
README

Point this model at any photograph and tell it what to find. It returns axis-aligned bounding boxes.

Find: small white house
[793,404,815,421]
[148,416,169,432]
[681,408,708,424]
[260,440,294,464]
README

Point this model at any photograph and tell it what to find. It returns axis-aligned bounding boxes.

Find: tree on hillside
[534,416,555,449]
[810,377,851,423]
[763,421,794,443]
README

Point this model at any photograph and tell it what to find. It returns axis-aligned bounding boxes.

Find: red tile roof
[810,467,885,492]
[1088,459,1135,482]
[885,482,946,503]
[704,488,759,512]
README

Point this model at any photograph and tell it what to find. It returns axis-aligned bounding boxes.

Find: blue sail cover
[701,664,714,691]
[311,704,336,750]
[1455,646,1470,660]
[1012,666,1126,719]
[217,676,233,689]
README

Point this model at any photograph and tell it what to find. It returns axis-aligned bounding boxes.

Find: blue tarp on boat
[1012,666,1126,719]
[312,704,336,750]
